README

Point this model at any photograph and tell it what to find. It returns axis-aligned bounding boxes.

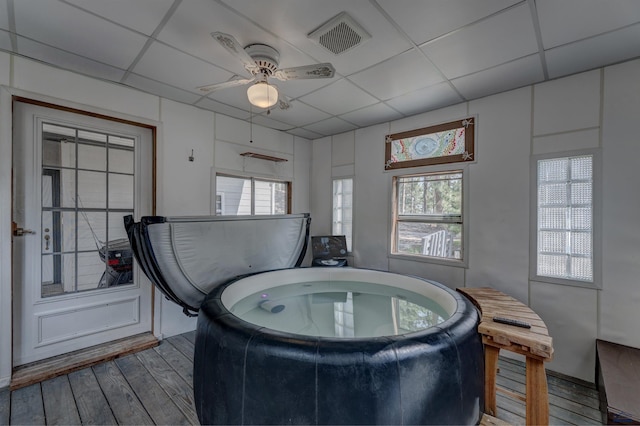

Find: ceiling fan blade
[273,63,335,81]
[196,75,255,93]
[211,32,260,75]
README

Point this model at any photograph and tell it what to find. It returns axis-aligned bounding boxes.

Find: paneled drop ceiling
[1,0,639,138]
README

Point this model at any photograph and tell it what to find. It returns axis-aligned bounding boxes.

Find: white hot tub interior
[221,268,459,338]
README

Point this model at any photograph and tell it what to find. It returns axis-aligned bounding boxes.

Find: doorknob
[13,227,36,236]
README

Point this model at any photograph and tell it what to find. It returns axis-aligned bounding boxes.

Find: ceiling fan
[197,32,336,110]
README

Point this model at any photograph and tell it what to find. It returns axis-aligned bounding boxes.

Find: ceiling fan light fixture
[247,81,278,108]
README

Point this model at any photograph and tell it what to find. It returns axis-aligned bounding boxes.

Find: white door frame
[0,87,163,386]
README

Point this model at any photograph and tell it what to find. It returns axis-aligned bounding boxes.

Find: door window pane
[108,173,134,209]
[40,122,137,297]
[42,124,76,168]
[109,145,134,174]
[108,212,133,240]
[77,212,105,251]
[78,142,106,171]
[60,169,77,208]
[77,251,105,291]
[78,171,106,208]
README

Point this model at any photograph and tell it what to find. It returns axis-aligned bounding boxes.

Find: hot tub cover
[125,214,310,315]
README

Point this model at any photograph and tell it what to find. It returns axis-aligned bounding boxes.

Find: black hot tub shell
[194,268,484,425]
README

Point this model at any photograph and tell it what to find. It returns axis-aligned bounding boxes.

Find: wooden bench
[457,287,554,426]
[596,339,640,424]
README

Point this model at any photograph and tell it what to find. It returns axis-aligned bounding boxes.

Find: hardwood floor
[0,330,602,425]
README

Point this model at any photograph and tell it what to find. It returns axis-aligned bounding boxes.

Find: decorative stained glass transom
[385,118,475,170]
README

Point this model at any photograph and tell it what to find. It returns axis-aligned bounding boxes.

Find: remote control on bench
[492,316,531,329]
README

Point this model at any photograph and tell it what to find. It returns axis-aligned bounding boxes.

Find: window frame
[390,165,469,267]
[215,173,291,216]
[529,148,602,289]
[332,177,354,253]
[385,117,475,170]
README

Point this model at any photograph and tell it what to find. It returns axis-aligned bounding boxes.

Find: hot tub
[194,267,484,425]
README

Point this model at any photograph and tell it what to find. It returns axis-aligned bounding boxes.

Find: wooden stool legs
[526,357,549,425]
[484,345,500,417]
[484,345,550,425]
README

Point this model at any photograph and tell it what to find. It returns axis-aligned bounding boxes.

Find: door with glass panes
[12,101,153,365]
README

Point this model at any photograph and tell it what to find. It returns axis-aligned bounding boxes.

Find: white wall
[310,58,640,383]
[0,54,312,386]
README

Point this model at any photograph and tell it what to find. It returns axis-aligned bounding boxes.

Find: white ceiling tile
[276,78,336,99]
[17,37,125,83]
[349,50,443,100]
[537,0,640,49]
[133,41,233,94]
[158,0,275,77]
[261,100,332,127]
[13,0,147,69]
[196,97,251,120]
[251,114,293,131]
[422,3,539,79]
[0,50,10,86]
[64,0,175,36]
[377,0,521,45]
[160,0,332,80]
[0,0,8,30]
[222,0,414,76]
[4,0,639,138]
[340,103,403,128]
[304,117,359,136]
[125,73,202,105]
[286,127,323,140]
[545,24,640,79]
[386,82,463,116]
[299,78,378,115]
[206,84,255,111]
[0,29,11,52]
[452,54,544,100]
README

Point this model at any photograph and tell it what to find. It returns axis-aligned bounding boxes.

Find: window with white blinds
[533,152,599,286]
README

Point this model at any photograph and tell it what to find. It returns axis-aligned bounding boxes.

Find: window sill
[388,252,468,269]
[529,274,601,290]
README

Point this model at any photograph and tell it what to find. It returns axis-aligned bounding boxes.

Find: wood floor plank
[498,364,601,411]
[9,384,44,425]
[496,393,567,425]
[154,340,194,385]
[166,335,195,360]
[0,387,10,425]
[68,368,117,425]
[92,361,153,425]
[499,357,600,400]
[497,374,601,422]
[2,332,603,426]
[182,330,196,345]
[41,375,81,425]
[114,354,190,425]
[136,348,199,425]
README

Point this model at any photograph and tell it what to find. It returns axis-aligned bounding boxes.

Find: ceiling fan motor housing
[244,44,280,75]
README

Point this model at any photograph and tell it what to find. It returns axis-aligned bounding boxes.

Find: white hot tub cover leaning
[124,214,311,316]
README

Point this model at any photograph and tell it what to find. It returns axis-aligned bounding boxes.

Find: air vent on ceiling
[307,12,371,55]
